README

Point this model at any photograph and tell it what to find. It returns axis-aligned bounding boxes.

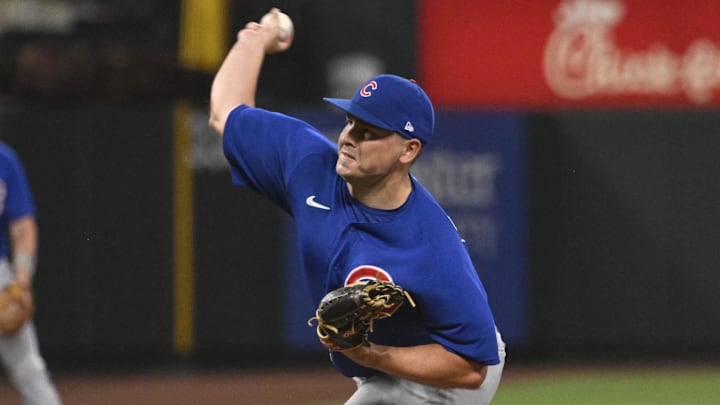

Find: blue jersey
[223,106,500,377]
[0,143,35,259]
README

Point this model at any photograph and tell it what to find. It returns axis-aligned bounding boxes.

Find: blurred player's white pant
[0,322,62,405]
[345,331,506,405]
[0,259,61,405]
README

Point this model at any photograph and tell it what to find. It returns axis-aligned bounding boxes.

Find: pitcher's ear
[400,138,423,164]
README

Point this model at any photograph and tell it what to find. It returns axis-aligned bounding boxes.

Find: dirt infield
[0,362,546,404]
[1,362,715,404]
[0,367,356,405]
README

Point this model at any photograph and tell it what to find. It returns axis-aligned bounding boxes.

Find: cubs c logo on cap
[344,265,393,286]
[359,81,378,97]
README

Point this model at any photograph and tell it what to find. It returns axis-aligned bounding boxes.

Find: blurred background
[0,0,718,383]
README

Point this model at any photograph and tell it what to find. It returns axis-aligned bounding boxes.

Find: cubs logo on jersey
[344,265,401,317]
[344,265,393,286]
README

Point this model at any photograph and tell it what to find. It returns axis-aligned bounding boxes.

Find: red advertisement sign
[418,0,720,108]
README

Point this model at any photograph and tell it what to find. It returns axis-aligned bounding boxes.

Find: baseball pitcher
[209,8,505,404]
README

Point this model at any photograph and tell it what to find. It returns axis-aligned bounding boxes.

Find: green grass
[309,366,720,405]
[492,367,720,405]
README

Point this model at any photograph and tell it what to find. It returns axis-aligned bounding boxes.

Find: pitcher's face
[336,115,407,182]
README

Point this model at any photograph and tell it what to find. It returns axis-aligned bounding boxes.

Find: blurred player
[209,8,505,404]
[0,141,62,405]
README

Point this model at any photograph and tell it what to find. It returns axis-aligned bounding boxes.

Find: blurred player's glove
[308,279,415,351]
[0,281,34,336]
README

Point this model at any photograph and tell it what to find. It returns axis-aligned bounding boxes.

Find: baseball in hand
[260,10,294,42]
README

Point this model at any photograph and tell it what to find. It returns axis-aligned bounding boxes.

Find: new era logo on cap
[323,74,435,144]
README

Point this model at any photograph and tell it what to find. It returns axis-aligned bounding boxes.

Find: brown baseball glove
[0,281,34,336]
[308,279,415,351]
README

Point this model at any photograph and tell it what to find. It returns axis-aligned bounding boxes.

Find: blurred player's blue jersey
[223,105,500,377]
[0,143,36,259]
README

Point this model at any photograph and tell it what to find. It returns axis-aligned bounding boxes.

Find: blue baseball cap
[323,74,436,144]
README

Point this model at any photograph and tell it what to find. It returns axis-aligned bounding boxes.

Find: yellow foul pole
[173,0,228,356]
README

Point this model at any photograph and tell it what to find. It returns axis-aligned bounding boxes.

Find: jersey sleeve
[0,146,35,220]
[411,217,501,366]
[222,105,336,213]
[419,250,500,365]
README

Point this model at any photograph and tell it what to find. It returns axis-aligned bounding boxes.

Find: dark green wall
[527,110,720,358]
[2,102,175,360]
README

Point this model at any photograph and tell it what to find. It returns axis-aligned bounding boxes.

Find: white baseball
[260,11,294,42]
